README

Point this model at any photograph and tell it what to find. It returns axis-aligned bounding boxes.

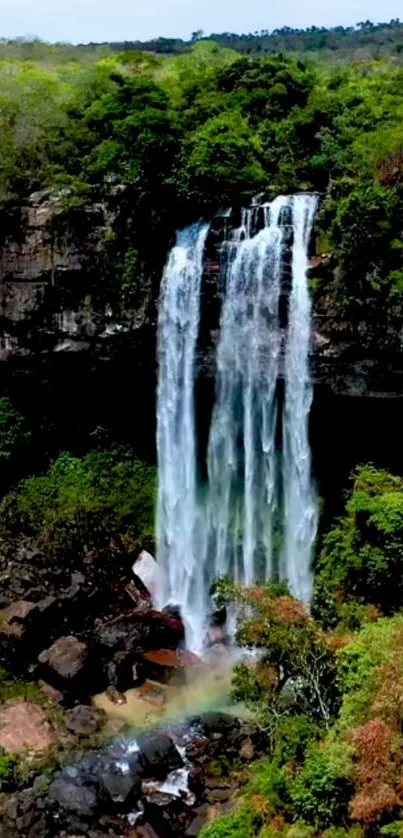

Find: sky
[1,0,402,44]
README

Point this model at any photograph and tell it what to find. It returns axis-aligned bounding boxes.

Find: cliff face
[1,194,403,401]
[0,190,154,360]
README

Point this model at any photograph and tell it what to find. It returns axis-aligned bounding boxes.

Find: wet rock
[136,679,168,710]
[65,705,106,736]
[95,607,185,655]
[49,775,99,818]
[132,551,161,603]
[99,755,143,806]
[138,648,203,686]
[144,795,189,838]
[131,825,160,838]
[162,603,183,623]
[210,599,227,628]
[0,788,48,838]
[49,753,104,819]
[188,712,239,739]
[142,767,195,807]
[137,731,184,780]
[186,811,208,837]
[107,651,142,693]
[105,686,127,705]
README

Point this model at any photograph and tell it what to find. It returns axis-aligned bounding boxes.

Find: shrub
[0,448,156,554]
[314,466,403,626]
[0,753,18,790]
[290,738,354,829]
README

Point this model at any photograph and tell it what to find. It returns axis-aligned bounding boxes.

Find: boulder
[184,713,240,761]
[138,648,203,686]
[64,705,106,736]
[132,551,162,603]
[137,731,184,780]
[1,600,37,625]
[38,636,88,680]
[49,776,99,818]
[131,825,160,838]
[0,789,48,838]
[99,755,143,806]
[49,748,145,820]
[0,701,54,754]
[210,598,227,628]
[107,651,142,693]
[95,607,185,655]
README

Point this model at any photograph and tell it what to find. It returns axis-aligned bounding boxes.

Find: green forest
[1,34,403,315]
[1,23,403,838]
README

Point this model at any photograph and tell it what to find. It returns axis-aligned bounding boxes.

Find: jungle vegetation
[1,29,403,837]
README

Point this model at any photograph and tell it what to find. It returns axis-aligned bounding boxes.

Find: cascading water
[282,194,318,603]
[156,223,209,649]
[206,197,289,589]
[156,196,317,649]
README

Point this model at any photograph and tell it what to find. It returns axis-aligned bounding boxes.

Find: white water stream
[156,196,317,649]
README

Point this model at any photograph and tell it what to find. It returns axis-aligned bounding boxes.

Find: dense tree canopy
[1,42,403,315]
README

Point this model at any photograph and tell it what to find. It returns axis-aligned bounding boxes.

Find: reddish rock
[139,648,205,685]
[0,701,54,753]
[137,680,168,709]
[1,600,36,624]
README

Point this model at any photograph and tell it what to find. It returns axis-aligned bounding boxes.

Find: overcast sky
[2,0,402,44]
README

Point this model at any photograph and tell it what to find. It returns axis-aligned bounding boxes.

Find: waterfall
[156,196,317,649]
[206,197,289,589]
[156,223,209,649]
[282,194,318,603]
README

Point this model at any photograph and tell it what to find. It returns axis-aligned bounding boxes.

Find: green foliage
[0,666,43,704]
[314,466,403,626]
[199,806,258,838]
[0,753,18,790]
[0,397,30,461]
[381,823,403,838]
[0,448,156,554]
[290,738,353,829]
[227,583,338,730]
[180,111,265,204]
[336,614,403,729]
[1,42,403,318]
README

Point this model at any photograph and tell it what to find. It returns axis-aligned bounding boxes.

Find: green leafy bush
[314,466,403,626]
[0,753,18,790]
[0,397,30,461]
[0,448,156,554]
[290,739,354,829]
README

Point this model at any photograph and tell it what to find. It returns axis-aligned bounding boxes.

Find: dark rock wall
[1,193,403,485]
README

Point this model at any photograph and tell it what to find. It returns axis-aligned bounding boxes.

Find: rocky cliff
[2,193,403,400]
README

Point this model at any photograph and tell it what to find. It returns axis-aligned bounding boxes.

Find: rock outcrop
[1,192,403,400]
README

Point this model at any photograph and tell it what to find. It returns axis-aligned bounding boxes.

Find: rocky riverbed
[0,541,265,837]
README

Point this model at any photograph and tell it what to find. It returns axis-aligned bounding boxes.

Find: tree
[314,466,403,627]
[221,583,339,734]
[0,398,30,461]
